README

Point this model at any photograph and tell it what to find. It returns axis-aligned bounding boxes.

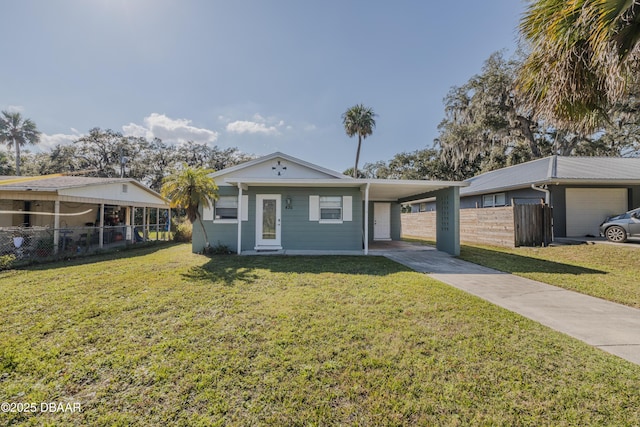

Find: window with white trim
[320,196,342,220]
[309,195,353,223]
[482,193,506,208]
[215,196,238,219]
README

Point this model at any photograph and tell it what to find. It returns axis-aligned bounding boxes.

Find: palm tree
[517,0,640,132]
[0,111,41,175]
[342,104,376,178]
[161,165,218,249]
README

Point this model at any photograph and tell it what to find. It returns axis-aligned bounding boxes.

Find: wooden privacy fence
[401,204,552,247]
[513,204,553,247]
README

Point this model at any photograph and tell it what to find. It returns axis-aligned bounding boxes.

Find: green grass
[1,244,639,426]
[456,243,640,308]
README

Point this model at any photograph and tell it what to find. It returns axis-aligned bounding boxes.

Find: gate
[513,204,553,247]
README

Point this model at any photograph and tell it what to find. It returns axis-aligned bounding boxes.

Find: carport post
[237,184,243,254]
[364,183,370,255]
[435,186,460,256]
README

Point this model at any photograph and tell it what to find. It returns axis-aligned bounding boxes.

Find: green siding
[279,187,363,250]
[194,186,363,252]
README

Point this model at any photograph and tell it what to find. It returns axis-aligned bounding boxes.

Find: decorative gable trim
[209,152,349,180]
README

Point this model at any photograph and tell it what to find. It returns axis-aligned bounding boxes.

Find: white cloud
[122,113,219,144]
[224,113,291,136]
[121,122,149,138]
[39,131,82,151]
[4,105,25,113]
[226,120,280,135]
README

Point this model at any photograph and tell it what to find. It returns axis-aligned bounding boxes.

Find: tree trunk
[353,134,362,178]
[516,115,542,158]
[14,137,21,176]
[196,213,210,250]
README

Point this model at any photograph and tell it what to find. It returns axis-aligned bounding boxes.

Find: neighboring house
[0,175,170,253]
[194,152,468,255]
[410,156,640,238]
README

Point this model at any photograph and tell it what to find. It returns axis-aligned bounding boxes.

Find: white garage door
[565,188,628,237]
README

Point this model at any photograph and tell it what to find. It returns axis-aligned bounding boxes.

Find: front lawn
[1,244,639,426]
[457,243,640,308]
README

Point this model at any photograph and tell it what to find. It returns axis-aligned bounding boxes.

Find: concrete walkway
[379,245,640,365]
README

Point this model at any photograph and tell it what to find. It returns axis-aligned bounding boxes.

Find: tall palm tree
[342,104,376,178]
[517,0,640,133]
[0,111,41,175]
[161,165,218,249]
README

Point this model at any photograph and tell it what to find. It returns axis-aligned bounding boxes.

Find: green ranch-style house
[192,152,468,256]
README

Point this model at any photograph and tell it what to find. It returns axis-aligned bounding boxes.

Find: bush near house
[172,216,193,243]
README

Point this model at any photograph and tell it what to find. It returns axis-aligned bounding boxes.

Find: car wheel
[605,226,627,243]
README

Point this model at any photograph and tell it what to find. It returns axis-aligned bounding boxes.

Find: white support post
[143,207,147,241]
[364,183,370,255]
[99,204,105,248]
[156,208,160,241]
[53,200,60,255]
[167,208,172,240]
[237,184,243,254]
[130,206,135,243]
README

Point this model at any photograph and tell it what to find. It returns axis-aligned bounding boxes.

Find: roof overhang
[224,178,469,202]
[458,178,640,198]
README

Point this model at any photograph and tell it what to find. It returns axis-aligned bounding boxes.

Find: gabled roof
[0,175,168,207]
[210,151,349,180]
[212,151,468,201]
[0,175,164,196]
[462,156,640,196]
[0,175,134,191]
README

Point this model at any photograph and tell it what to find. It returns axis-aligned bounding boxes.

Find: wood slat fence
[402,204,552,247]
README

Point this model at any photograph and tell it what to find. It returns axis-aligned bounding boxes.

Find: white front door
[373,202,391,240]
[256,194,281,248]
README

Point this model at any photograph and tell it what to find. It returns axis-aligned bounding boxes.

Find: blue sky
[1,0,524,173]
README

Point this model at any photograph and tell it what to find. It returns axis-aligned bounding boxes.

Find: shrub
[0,254,16,271]
[172,217,193,243]
[204,241,234,255]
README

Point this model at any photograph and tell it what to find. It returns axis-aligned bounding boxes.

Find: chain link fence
[0,223,171,269]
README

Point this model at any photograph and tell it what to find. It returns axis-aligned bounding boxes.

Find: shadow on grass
[183,264,260,286]
[183,255,412,286]
[459,245,606,275]
[14,241,177,272]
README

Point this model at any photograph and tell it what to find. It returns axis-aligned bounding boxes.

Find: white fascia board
[210,152,347,179]
[460,178,640,198]
[224,178,361,187]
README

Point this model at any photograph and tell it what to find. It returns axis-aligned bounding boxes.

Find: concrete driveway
[379,243,640,365]
[553,236,640,248]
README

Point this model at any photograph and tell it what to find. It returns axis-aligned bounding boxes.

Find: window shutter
[343,196,352,221]
[202,199,214,221]
[241,195,249,221]
[309,195,320,221]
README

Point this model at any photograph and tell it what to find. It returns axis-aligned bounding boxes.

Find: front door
[256,194,281,249]
[373,202,391,240]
